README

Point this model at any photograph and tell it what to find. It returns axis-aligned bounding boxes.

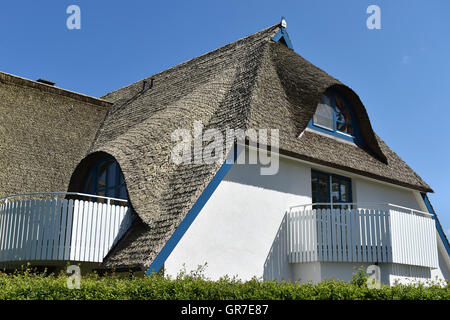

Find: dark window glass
[340,180,350,202]
[312,171,331,209]
[119,186,127,204]
[85,174,93,194]
[331,180,340,202]
[312,91,356,137]
[83,158,128,202]
[106,188,115,198]
[107,161,116,187]
[312,170,352,210]
[319,179,328,198]
[98,163,107,189]
[311,175,318,199]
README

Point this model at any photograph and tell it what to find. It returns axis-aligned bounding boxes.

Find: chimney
[36,78,56,86]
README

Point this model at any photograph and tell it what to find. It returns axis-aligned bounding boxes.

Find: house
[0,21,449,285]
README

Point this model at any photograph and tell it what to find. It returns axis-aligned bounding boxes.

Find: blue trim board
[145,146,238,275]
[421,193,450,257]
[271,27,294,50]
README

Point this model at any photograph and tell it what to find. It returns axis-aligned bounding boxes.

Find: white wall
[291,262,322,283]
[164,148,312,280]
[353,177,421,210]
[431,235,450,282]
[263,215,293,282]
[163,148,449,283]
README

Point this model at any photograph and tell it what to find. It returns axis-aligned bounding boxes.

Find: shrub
[0,266,448,300]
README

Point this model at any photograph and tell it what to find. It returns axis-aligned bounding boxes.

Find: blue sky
[0,1,449,235]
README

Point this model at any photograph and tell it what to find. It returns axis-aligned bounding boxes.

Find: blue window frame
[308,90,362,144]
[83,157,128,204]
[311,170,352,209]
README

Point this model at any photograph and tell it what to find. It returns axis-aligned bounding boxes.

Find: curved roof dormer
[67,151,131,204]
[307,84,388,163]
[266,40,388,164]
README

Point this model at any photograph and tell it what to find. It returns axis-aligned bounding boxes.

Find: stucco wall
[431,236,450,281]
[353,177,422,210]
[164,149,312,280]
[164,149,447,282]
[0,75,110,197]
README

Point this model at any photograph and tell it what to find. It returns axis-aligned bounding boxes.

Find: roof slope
[0,72,110,199]
[68,23,431,270]
[248,42,431,192]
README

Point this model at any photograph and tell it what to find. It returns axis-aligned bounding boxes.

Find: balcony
[0,192,134,266]
[266,203,439,271]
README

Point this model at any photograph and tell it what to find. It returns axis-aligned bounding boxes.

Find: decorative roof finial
[281,16,287,28]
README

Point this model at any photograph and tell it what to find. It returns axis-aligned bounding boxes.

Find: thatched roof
[67,23,432,270]
[0,72,111,199]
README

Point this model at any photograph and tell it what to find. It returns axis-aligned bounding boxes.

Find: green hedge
[0,267,448,300]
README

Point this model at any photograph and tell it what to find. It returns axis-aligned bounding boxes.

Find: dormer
[308,89,363,145]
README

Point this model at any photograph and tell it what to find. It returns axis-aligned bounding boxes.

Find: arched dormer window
[309,90,361,144]
[83,157,128,203]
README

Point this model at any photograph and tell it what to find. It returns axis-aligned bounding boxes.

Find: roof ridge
[243,43,272,130]
[0,71,112,108]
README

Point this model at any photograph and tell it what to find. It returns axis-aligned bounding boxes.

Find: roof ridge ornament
[271,17,293,50]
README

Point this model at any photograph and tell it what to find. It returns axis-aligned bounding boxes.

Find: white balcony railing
[0,192,134,264]
[268,203,438,269]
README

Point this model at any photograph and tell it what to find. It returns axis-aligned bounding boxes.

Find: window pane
[313,95,334,130]
[85,173,94,194]
[313,171,351,209]
[319,178,328,198]
[312,172,329,204]
[342,109,351,125]
[311,174,318,194]
[335,97,353,135]
[331,176,352,204]
[119,186,127,200]
[337,122,348,133]
[106,187,116,198]
[84,158,129,202]
[107,161,117,189]
[98,162,107,189]
[347,125,353,135]
[335,94,345,111]
[340,180,350,202]
[331,180,339,202]
[97,190,106,204]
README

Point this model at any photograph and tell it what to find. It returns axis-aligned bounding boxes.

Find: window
[84,157,128,204]
[311,170,352,209]
[313,95,334,130]
[309,90,359,143]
